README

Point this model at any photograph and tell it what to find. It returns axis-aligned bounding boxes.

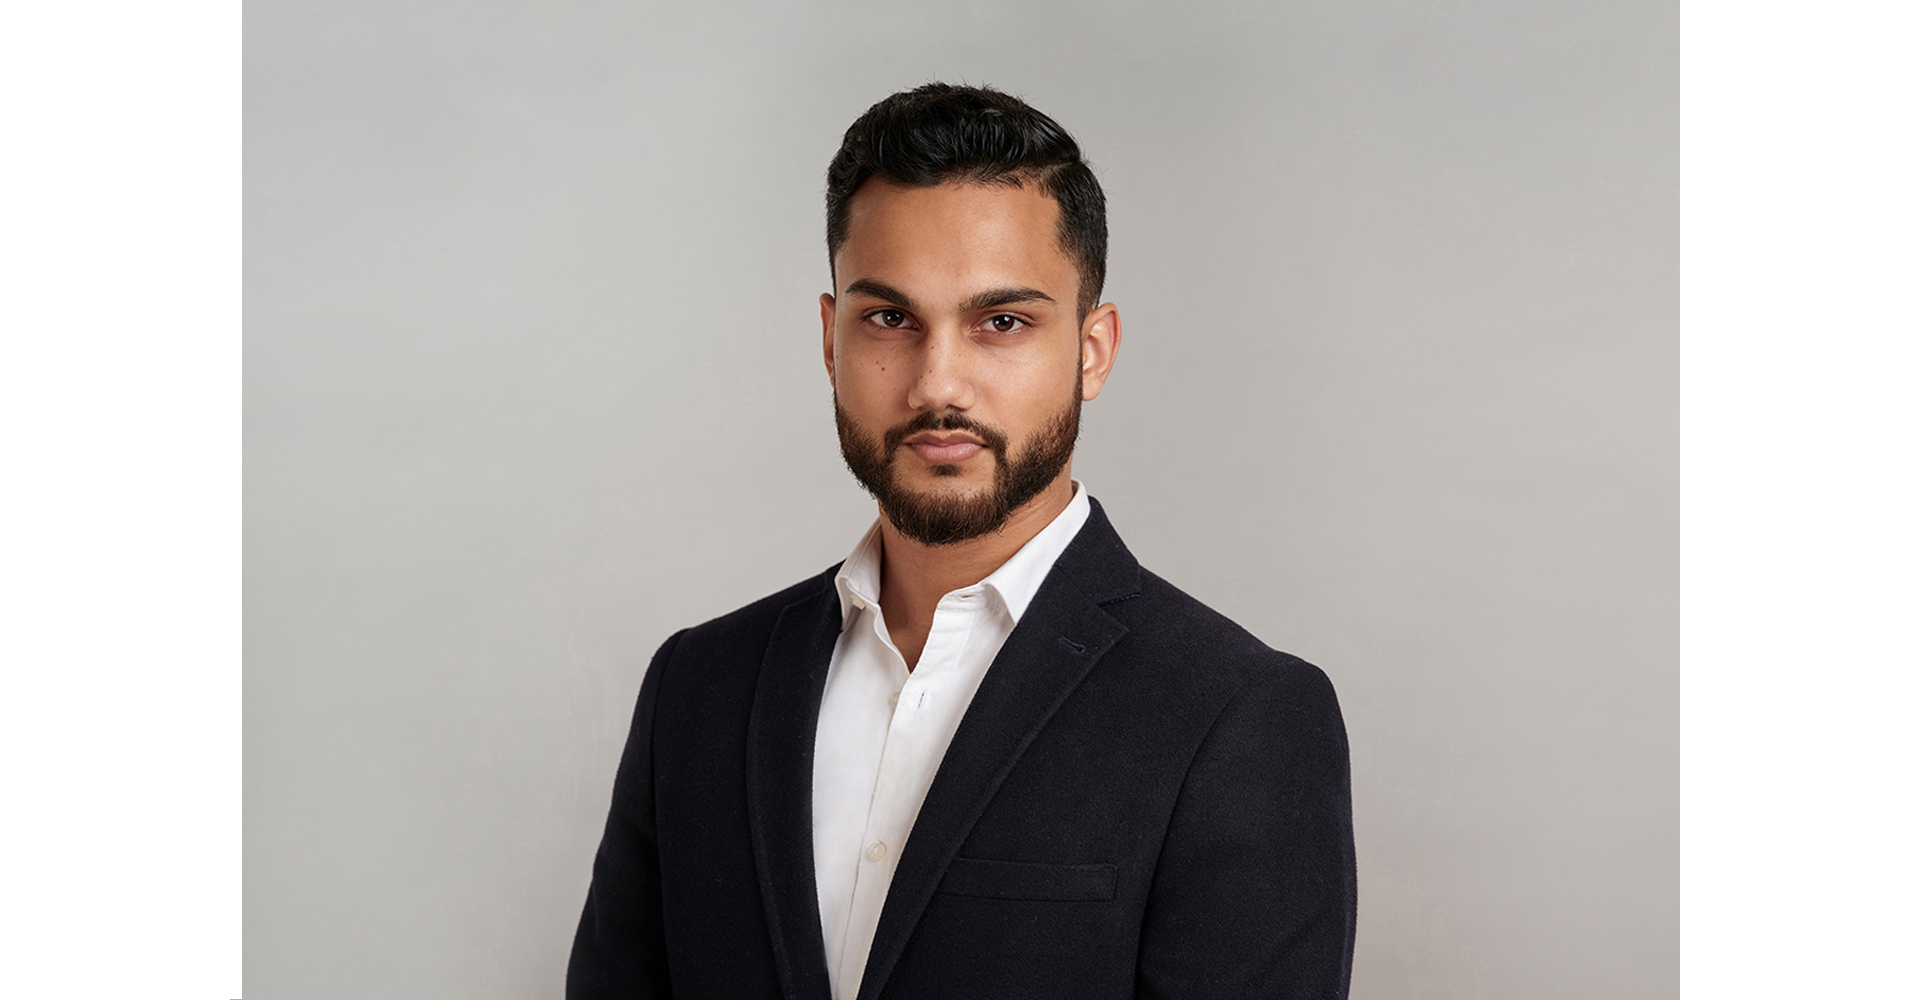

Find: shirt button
[852,596,867,610]
[888,691,900,708]
[865,841,887,862]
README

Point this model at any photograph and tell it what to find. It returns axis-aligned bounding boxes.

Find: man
[569,83,1356,1000]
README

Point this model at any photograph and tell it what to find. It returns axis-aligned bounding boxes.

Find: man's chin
[874,478,1013,546]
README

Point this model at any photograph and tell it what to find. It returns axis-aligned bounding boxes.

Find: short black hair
[826,82,1108,318]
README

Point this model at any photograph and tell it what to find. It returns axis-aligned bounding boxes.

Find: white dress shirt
[811,482,1092,1000]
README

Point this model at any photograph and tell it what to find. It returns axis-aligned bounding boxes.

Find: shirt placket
[838,591,980,995]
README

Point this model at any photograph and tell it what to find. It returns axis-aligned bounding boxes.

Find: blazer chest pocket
[937,857,1118,902]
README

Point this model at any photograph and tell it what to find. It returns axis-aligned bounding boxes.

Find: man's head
[821,84,1120,547]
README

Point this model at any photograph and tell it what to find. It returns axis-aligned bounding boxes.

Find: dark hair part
[826,82,1108,318]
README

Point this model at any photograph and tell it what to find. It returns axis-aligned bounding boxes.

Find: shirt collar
[834,481,1093,631]
[833,521,886,629]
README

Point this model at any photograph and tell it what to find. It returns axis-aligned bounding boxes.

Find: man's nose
[905,327,977,413]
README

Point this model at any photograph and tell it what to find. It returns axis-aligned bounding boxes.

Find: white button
[865,841,887,862]
[888,691,900,708]
[852,596,867,610]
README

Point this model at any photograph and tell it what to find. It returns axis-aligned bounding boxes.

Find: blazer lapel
[746,578,841,1000]
[854,502,1142,1000]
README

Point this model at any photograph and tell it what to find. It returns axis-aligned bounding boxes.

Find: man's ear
[820,292,837,387]
[1078,303,1122,401]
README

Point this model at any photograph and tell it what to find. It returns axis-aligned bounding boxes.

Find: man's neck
[875,471,1075,669]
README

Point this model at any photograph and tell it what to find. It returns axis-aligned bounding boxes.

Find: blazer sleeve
[566,630,685,999]
[1134,658,1358,1000]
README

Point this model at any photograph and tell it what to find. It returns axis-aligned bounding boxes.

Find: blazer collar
[1039,495,1145,608]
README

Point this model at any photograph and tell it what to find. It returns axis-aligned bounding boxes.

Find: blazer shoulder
[667,563,840,653]
[1115,567,1335,700]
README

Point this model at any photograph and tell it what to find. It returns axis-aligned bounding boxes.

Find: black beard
[835,388,1081,546]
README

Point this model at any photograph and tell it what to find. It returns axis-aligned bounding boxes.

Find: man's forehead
[835,179,1074,299]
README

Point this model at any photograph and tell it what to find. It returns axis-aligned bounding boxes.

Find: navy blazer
[569,499,1356,999]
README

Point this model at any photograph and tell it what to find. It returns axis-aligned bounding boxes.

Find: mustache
[881,410,1011,458]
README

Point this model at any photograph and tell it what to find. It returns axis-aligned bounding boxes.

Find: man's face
[821,179,1119,545]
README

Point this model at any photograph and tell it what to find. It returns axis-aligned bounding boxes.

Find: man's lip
[902,432,984,447]
[905,438,984,463]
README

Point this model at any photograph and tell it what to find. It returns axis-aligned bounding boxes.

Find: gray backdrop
[246,1,1676,997]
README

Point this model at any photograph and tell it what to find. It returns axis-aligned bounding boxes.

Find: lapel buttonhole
[1056,636,1087,655]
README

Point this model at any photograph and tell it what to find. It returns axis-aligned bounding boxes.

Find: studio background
[245,1,1676,997]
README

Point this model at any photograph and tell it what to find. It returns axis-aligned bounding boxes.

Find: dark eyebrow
[841,279,1056,317]
[959,287,1056,313]
[841,279,918,311]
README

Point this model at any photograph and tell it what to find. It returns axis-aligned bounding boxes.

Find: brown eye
[987,314,1024,333]
[874,310,907,328]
